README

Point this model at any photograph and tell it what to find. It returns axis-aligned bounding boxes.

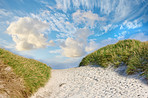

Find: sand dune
[31,66,148,98]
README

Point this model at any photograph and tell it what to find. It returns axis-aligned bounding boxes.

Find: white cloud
[101,38,118,46]
[49,49,62,54]
[121,20,142,29]
[84,38,118,52]
[100,24,118,33]
[101,24,112,33]
[61,37,86,57]
[113,0,132,22]
[140,15,148,23]
[0,39,15,49]
[85,40,98,52]
[56,3,64,10]
[43,55,82,69]
[55,0,71,12]
[72,10,105,27]
[98,33,148,50]
[0,9,12,17]
[117,31,128,40]
[60,28,97,57]
[55,0,147,23]
[99,33,148,49]
[48,40,56,46]
[55,0,97,12]
[74,27,92,40]
[6,17,50,51]
[39,0,49,5]
[31,10,76,36]
[120,25,123,29]
[129,33,148,42]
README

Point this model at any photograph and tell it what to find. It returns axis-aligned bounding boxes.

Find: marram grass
[0,48,51,97]
[79,39,148,80]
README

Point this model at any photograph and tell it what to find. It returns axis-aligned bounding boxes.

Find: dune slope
[31,66,148,98]
[80,39,148,80]
[0,48,51,97]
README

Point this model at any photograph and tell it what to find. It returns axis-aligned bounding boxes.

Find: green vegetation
[0,48,51,97]
[79,39,148,80]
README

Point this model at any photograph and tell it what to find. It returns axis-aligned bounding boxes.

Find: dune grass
[0,60,28,97]
[79,39,148,80]
[0,48,51,97]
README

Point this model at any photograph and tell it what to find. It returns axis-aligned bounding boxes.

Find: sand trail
[31,66,148,98]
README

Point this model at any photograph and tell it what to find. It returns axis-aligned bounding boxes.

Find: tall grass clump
[0,48,51,97]
[79,39,148,80]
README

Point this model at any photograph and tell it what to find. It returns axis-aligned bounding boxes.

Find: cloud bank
[6,17,50,51]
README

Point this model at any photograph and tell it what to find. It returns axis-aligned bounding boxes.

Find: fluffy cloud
[61,37,86,57]
[60,28,97,57]
[129,33,148,42]
[6,17,50,51]
[72,10,105,27]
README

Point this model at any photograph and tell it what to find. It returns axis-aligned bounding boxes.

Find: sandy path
[31,66,148,98]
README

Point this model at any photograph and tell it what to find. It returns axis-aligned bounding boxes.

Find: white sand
[31,66,148,98]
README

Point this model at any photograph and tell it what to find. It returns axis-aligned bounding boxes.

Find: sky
[0,0,148,69]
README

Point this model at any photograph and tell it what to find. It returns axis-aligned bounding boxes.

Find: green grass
[0,48,51,97]
[79,39,148,80]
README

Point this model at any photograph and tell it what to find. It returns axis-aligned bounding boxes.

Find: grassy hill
[0,48,51,97]
[79,39,148,80]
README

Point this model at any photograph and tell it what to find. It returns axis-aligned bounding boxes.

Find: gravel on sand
[31,66,148,98]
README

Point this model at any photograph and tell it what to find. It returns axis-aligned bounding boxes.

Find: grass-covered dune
[0,48,51,97]
[79,39,148,80]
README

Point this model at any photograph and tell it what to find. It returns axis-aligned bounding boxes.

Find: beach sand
[31,66,148,98]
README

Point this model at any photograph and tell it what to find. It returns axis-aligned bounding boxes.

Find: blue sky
[0,0,148,69]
